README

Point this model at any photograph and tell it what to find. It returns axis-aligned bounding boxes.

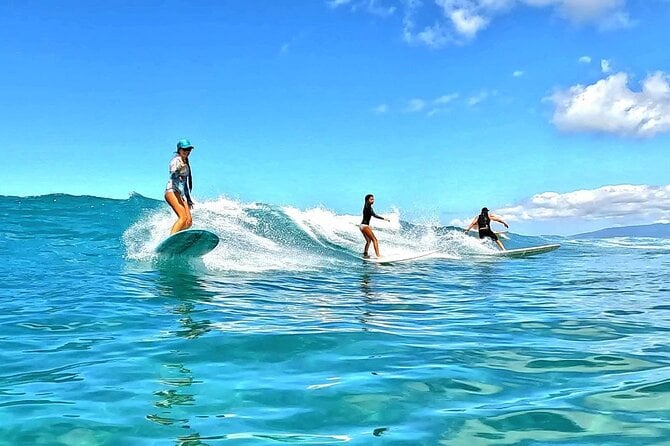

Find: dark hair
[184,156,193,192]
[481,207,489,215]
[364,194,374,203]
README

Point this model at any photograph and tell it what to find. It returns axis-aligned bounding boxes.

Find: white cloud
[402,5,454,48]
[513,70,524,77]
[579,56,592,64]
[450,184,670,228]
[412,23,452,47]
[336,0,637,47]
[496,184,670,222]
[549,71,670,137]
[449,8,490,38]
[429,0,512,42]
[360,0,397,16]
[600,58,612,73]
[525,0,630,27]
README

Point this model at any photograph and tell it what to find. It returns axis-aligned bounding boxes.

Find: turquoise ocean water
[2,194,669,445]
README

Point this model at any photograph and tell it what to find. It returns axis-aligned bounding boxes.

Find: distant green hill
[573,223,670,238]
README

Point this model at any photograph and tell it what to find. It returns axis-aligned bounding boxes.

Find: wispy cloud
[328,0,396,16]
[579,55,592,64]
[406,98,427,112]
[450,184,670,226]
[327,0,354,8]
[513,70,524,77]
[467,90,496,106]
[549,71,670,137]
[428,93,460,116]
[600,58,612,73]
[374,93,460,115]
[373,103,389,114]
[332,0,637,47]
[434,93,459,105]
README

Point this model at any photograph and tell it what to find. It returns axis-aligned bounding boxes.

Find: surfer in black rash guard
[360,194,389,258]
[464,207,509,250]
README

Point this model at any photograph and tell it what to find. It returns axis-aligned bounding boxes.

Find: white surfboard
[155,229,220,257]
[363,251,436,264]
[491,243,560,258]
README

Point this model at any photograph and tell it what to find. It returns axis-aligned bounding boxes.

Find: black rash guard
[477,212,490,229]
[477,212,498,241]
[361,203,383,225]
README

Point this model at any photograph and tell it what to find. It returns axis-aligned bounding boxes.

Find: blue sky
[2,0,670,235]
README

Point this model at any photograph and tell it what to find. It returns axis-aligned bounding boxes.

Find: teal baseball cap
[176,139,194,150]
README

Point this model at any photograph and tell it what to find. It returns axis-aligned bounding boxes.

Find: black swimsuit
[477,213,498,241]
[361,203,382,225]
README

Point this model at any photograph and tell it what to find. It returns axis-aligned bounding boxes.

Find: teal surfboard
[155,229,220,257]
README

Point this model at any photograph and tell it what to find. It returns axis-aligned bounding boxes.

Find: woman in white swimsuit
[165,139,194,234]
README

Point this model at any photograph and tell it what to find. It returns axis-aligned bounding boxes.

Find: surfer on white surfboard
[360,194,390,259]
[165,139,195,234]
[464,207,509,251]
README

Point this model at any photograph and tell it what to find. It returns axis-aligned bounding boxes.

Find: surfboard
[363,251,436,264]
[155,229,220,257]
[491,243,560,258]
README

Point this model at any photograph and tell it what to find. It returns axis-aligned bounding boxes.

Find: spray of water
[123,196,505,272]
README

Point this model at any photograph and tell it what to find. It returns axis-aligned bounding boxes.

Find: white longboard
[155,229,220,257]
[363,251,436,264]
[491,243,560,258]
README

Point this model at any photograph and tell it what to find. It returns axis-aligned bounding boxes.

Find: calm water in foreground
[2,194,669,445]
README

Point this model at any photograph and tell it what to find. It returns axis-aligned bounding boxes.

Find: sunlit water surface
[2,195,669,445]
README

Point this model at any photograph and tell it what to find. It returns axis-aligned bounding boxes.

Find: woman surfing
[359,194,390,258]
[165,139,195,234]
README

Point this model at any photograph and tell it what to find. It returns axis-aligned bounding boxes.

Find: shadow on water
[356,271,378,331]
[147,259,220,444]
[359,271,374,299]
[157,263,217,341]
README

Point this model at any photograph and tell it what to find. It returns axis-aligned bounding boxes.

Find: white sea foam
[123,196,509,271]
[573,237,670,251]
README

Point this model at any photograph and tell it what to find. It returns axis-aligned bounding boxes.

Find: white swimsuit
[165,155,191,199]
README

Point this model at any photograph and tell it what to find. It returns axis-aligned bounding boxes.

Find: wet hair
[364,194,374,203]
[185,156,192,192]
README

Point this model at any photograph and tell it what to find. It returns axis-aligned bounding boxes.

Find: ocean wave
[120,196,551,272]
[1,192,562,273]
